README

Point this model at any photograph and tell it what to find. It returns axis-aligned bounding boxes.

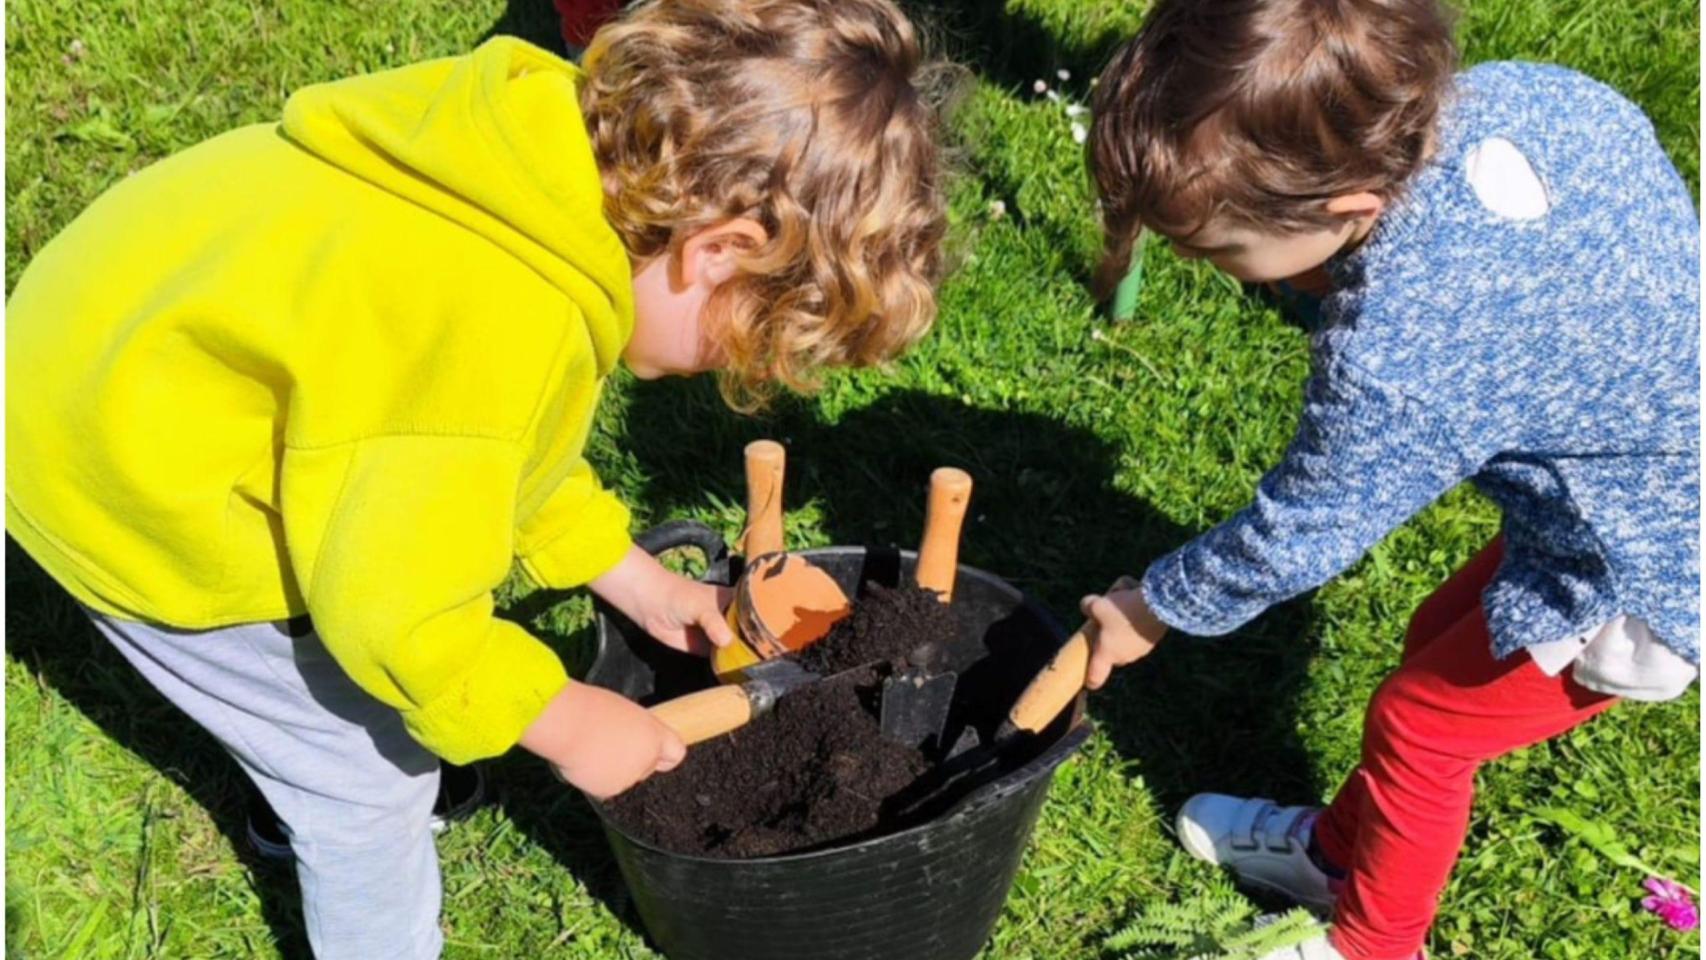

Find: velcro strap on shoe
[1230,798,1271,851]
[1267,805,1306,853]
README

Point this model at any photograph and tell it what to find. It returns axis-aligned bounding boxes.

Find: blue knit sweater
[1142,62,1701,664]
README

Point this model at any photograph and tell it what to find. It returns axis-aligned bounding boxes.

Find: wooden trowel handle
[651,685,756,746]
[915,467,973,600]
[742,440,786,558]
[1007,575,1140,734]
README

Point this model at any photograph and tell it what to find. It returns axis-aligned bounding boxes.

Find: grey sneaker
[1176,793,1338,914]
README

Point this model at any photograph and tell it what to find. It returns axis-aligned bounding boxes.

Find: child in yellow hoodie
[6,1,947,955]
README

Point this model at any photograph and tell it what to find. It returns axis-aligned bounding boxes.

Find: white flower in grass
[1071,122,1088,144]
[1065,104,1085,118]
[1057,69,1071,82]
[1033,79,1049,94]
[988,199,1007,220]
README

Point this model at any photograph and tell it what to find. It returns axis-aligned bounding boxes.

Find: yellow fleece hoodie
[6,38,636,763]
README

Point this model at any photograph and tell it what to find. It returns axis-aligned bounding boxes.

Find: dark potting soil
[798,581,952,674]
[603,582,959,859]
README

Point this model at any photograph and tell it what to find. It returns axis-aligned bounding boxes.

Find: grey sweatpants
[89,610,444,959]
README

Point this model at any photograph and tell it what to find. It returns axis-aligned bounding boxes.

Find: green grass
[6,0,1699,958]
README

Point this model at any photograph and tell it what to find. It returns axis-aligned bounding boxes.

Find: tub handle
[633,520,732,574]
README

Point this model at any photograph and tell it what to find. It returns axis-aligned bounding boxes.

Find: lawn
[4,0,1699,958]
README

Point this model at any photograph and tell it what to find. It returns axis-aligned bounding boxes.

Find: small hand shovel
[879,467,973,751]
[651,656,849,746]
[710,440,852,677]
[646,441,855,747]
[1001,574,1138,736]
[889,575,1139,816]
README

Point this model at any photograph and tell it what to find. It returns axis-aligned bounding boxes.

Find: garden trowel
[646,440,856,747]
[711,440,852,678]
[650,654,846,746]
[889,575,1140,817]
[879,467,972,752]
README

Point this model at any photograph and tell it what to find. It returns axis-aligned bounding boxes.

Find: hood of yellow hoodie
[281,37,633,374]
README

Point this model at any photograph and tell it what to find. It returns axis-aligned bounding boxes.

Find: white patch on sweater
[1465,137,1551,220]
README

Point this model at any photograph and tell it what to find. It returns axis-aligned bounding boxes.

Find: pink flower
[1642,876,1700,932]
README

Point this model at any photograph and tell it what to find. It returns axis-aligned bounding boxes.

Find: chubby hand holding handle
[915,467,973,600]
[1007,575,1141,734]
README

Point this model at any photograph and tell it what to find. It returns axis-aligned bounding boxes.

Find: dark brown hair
[1088,0,1457,293]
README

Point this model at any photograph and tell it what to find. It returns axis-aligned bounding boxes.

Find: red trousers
[1313,540,1619,959]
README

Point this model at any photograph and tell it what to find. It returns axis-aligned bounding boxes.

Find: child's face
[625,255,724,379]
[1160,193,1384,284]
[623,220,766,380]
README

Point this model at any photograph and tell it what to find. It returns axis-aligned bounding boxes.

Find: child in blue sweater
[1080,0,1699,956]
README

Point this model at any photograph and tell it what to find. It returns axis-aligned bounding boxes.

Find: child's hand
[590,545,735,655]
[519,681,686,799]
[1079,581,1169,689]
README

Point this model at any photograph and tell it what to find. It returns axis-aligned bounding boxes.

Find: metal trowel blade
[879,666,958,750]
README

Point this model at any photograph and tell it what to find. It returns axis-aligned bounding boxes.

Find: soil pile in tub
[603,582,956,858]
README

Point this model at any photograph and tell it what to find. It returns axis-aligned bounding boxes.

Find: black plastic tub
[585,521,1091,960]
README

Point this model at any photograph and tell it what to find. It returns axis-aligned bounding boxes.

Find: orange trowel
[647,441,853,747]
[711,440,852,675]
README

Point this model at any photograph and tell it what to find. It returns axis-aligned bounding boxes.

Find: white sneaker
[1243,926,1422,960]
[1249,930,1346,960]
[1176,794,1339,914]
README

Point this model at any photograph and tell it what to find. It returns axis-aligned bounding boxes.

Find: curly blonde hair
[580,0,952,407]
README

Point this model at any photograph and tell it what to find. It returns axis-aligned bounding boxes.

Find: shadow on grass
[4,539,311,959]
[905,0,1128,95]
[482,0,570,54]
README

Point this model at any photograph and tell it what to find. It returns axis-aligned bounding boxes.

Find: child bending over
[6,1,947,956]
[1078,0,1698,956]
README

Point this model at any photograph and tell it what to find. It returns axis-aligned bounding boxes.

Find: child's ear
[676,218,768,289]
[1324,192,1385,220]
